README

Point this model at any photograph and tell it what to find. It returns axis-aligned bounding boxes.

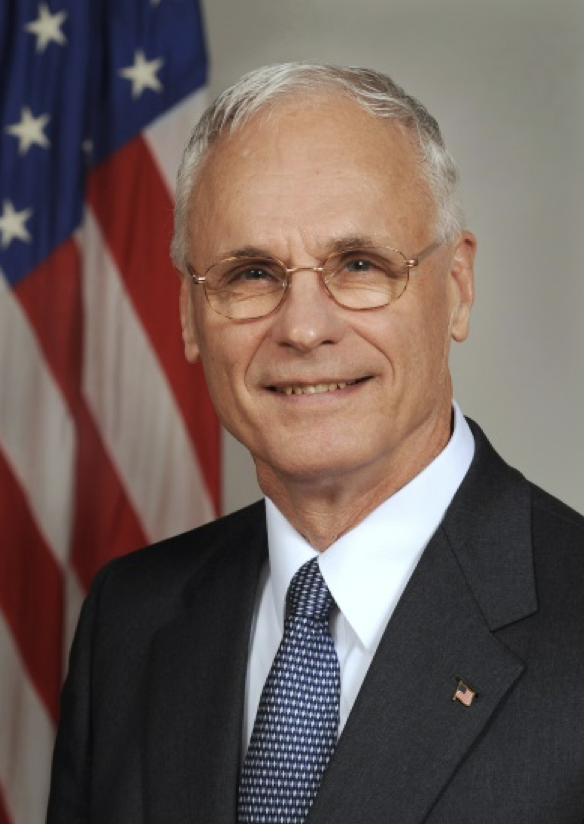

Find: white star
[0,201,34,250]
[25,3,67,53]
[6,107,50,155]
[119,50,164,98]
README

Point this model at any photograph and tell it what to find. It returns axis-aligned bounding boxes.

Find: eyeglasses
[187,239,444,321]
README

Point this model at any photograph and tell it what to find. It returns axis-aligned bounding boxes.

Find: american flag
[452,679,477,707]
[0,2,219,822]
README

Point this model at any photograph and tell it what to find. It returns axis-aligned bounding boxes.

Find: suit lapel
[308,422,537,824]
[143,504,267,824]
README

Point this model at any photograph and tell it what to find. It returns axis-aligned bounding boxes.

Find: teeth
[277,380,357,395]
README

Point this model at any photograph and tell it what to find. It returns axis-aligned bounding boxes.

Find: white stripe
[63,565,86,675]
[144,88,208,195]
[0,272,74,565]
[0,614,55,824]
[79,214,215,541]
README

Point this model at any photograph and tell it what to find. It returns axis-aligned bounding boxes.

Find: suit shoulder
[530,483,584,540]
[88,500,266,622]
[528,484,584,618]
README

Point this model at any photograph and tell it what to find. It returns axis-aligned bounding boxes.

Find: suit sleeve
[45,566,109,824]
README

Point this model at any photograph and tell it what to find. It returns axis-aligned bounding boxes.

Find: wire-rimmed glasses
[187,239,443,321]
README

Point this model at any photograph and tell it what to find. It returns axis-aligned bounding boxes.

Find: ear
[179,278,200,363]
[448,231,476,343]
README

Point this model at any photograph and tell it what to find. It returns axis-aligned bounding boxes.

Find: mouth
[268,377,370,396]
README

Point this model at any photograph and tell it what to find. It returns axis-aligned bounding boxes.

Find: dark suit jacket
[46,421,584,823]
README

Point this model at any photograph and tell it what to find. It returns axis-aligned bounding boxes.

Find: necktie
[238,557,340,823]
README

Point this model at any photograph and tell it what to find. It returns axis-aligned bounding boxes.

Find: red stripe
[0,785,13,824]
[15,240,148,588]
[15,239,84,411]
[70,403,147,590]
[0,448,62,723]
[87,136,220,512]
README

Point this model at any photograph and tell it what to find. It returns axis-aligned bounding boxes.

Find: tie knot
[286,558,335,622]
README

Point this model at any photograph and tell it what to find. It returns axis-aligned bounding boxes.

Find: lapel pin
[452,678,477,707]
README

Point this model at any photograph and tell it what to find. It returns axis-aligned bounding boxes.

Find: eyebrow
[221,245,273,260]
[327,236,380,253]
[218,236,382,262]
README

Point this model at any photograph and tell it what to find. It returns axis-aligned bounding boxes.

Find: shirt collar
[265,402,475,649]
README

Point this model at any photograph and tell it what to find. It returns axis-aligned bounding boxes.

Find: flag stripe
[81,210,215,539]
[14,240,84,414]
[69,401,149,590]
[62,566,85,678]
[86,137,221,512]
[0,448,63,722]
[13,240,150,588]
[0,785,14,824]
[0,273,74,565]
[0,614,54,824]
[144,89,208,196]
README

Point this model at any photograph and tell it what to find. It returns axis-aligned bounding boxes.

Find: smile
[271,378,368,396]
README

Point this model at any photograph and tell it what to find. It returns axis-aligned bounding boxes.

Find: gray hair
[171,63,464,269]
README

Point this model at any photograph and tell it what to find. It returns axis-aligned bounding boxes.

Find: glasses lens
[323,248,408,309]
[205,257,287,319]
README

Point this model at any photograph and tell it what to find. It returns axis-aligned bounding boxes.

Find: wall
[199,0,584,514]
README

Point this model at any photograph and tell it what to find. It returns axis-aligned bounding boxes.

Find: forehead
[189,94,434,258]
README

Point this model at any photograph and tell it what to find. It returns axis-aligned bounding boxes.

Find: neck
[255,409,453,551]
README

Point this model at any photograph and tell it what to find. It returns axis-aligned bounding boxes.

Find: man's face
[180,95,475,498]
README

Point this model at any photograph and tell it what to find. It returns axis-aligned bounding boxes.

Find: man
[47,64,584,823]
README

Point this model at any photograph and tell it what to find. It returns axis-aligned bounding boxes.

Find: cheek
[196,320,260,409]
[203,340,238,392]
[381,290,452,379]
[412,271,453,329]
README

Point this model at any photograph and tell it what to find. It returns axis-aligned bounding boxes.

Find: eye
[223,262,273,284]
[210,258,285,291]
[346,258,372,272]
[335,250,405,281]
[242,266,270,280]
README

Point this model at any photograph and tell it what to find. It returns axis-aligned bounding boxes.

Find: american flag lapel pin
[452,678,477,707]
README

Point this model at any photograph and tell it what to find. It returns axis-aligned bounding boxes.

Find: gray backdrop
[200,0,584,515]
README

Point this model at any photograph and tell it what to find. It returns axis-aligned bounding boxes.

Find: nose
[270,268,346,351]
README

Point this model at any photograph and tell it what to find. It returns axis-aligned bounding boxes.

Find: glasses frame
[186,238,444,321]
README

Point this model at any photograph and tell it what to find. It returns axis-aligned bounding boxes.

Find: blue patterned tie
[238,557,341,823]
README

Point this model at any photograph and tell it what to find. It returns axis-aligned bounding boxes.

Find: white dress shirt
[242,402,475,752]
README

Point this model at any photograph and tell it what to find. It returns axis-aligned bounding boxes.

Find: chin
[263,440,382,486]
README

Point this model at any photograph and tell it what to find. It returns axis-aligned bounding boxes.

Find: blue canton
[0,0,207,287]
[238,557,340,823]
